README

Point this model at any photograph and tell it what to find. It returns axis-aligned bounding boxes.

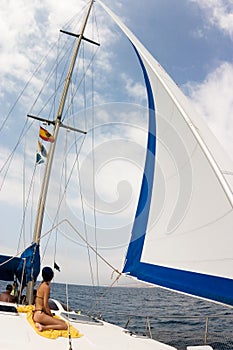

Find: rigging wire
[39,7,103,293]
[0,29,76,256]
[50,4,111,305]
[22,136,27,248]
[66,40,98,293]
[91,3,100,288]
[39,219,122,276]
[31,6,99,266]
[79,42,97,290]
[39,35,67,263]
[0,2,125,320]
[0,40,59,134]
[87,273,121,316]
[1,1,126,314]
[36,31,85,262]
[17,160,38,254]
[76,140,96,289]
[0,119,40,253]
[61,44,100,123]
[0,4,88,127]
[30,168,37,245]
[0,119,32,181]
[29,36,74,120]
[40,130,86,261]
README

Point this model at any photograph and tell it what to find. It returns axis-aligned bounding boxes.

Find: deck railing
[99,312,233,350]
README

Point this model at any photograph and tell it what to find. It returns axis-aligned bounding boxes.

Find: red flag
[39,127,54,143]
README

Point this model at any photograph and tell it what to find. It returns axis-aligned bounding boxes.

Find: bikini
[33,282,50,319]
[34,295,45,313]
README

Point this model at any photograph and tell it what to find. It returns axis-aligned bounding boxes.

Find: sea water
[1,281,233,349]
[51,283,233,350]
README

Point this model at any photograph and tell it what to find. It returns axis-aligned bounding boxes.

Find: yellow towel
[17,305,83,339]
[17,304,35,313]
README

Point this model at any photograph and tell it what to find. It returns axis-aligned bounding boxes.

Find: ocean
[1,281,233,349]
[51,283,233,349]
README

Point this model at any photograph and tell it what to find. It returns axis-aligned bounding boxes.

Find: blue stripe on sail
[123,45,156,272]
[127,262,233,307]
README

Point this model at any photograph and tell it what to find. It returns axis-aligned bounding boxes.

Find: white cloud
[0,0,89,90]
[186,1,233,160]
[1,1,233,287]
[184,62,233,158]
[190,0,233,37]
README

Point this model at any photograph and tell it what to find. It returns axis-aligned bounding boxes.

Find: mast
[26,0,94,304]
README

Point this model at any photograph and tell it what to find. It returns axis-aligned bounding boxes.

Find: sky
[0,0,233,287]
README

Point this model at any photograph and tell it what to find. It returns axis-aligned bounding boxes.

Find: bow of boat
[0,299,176,350]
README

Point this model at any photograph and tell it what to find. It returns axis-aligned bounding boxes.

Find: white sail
[98,0,233,306]
[1,2,232,350]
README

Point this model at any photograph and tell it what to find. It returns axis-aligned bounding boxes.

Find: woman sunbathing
[33,266,67,331]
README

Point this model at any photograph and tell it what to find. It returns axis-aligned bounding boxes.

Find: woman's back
[34,282,49,313]
[33,267,67,331]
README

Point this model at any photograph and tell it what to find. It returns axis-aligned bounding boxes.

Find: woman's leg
[33,311,68,331]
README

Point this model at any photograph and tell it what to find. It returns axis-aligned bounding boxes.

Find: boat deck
[0,300,176,350]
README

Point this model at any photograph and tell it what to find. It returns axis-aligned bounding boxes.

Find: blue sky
[105,0,232,82]
[145,1,232,160]
[97,0,233,158]
[0,0,233,286]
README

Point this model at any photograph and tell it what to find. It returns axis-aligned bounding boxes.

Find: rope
[40,219,122,277]
[0,243,35,268]
[87,273,121,316]
[38,219,124,320]
[65,283,73,350]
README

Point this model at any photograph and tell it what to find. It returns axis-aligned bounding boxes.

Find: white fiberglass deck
[0,300,176,350]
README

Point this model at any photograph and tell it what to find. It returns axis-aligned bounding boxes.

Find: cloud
[186,1,233,160]
[190,0,233,38]
[184,62,233,159]
[0,1,89,96]
[1,0,233,287]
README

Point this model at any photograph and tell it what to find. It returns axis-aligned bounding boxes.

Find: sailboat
[0,0,233,349]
